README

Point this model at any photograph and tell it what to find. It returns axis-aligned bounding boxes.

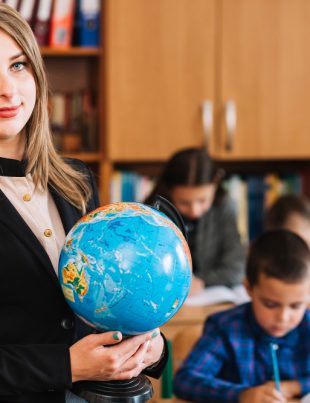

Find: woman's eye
[11,61,27,71]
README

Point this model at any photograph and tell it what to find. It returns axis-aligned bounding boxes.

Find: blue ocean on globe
[58,202,192,335]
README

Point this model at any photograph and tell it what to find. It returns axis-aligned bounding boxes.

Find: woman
[0,4,166,402]
[146,147,245,295]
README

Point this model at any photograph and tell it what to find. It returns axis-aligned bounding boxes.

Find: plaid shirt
[173,303,310,403]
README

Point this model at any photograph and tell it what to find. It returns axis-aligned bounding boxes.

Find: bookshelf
[41,47,101,57]
[43,46,105,201]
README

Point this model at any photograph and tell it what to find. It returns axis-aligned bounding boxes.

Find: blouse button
[44,229,53,237]
[23,193,31,202]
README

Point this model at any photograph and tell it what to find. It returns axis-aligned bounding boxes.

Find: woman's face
[0,30,36,156]
[170,184,217,220]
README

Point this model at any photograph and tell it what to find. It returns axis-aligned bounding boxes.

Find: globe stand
[73,375,153,403]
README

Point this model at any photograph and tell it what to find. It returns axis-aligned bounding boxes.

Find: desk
[151,302,234,401]
[161,302,233,340]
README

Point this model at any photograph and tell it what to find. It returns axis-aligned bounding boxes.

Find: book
[74,0,100,47]
[185,284,250,307]
[264,173,285,209]
[247,175,266,241]
[49,0,75,48]
[3,0,20,9]
[18,0,36,25]
[225,175,249,245]
[32,0,53,46]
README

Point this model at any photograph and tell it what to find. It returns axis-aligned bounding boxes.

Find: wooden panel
[218,0,310,159]
[105,0,216,161]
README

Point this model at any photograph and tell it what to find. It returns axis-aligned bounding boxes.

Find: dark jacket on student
[0,157,167,403]
[184,195,245,287]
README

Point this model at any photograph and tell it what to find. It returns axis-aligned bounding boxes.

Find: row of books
[3,0,100,47]
[50,90,97,153]
[110,169,308,244]
[224,172,303,244]
[110,171,156,205]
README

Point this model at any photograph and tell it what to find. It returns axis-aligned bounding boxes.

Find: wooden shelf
[40,47,101,57]
[61,152,101,162]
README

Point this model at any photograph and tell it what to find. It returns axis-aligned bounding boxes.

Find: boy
[174,230,310,402]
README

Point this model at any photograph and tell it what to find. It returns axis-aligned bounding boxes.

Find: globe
[58,202,192,335]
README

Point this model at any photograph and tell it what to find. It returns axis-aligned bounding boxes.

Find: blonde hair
[0,3,91,213]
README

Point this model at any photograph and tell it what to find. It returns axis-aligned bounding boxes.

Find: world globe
[58,202,192,335]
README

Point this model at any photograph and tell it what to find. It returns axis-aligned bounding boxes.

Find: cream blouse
[0,174,66,274]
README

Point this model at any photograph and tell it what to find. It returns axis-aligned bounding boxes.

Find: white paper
[301,393,310,403]
[185,284,250,307]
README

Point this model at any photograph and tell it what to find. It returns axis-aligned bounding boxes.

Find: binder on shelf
[32,0,53,46]
[247,175,266,241]
[18,0,36,25]
[49,0,75,48]
[3,0,20,9]
[74,0,100,47]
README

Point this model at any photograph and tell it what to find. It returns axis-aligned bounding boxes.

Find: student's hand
[280,380,301,399]
[70,329,163,382]
[239,382,287,403]
[188,275,204,297]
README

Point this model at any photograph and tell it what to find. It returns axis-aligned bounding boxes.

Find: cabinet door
[217,0,310,159]
[105,0,216,161]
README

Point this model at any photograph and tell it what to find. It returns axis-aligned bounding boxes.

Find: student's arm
[173,318,247,403]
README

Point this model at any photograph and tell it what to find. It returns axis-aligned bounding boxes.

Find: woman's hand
[70,328,164,382]
[138,328,164,370]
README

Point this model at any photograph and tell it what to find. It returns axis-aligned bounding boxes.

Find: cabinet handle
[201,100,213,149]
[225,100,237,151]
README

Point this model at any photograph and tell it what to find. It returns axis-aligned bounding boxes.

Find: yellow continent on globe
[62,262,89,298]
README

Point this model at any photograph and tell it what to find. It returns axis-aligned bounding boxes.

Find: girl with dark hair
[146,147,245,295]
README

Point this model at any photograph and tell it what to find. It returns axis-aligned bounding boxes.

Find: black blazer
[0,159,99,402]
[0,158,167,403]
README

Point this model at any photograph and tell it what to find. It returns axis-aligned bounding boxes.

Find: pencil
[270,343,281,391]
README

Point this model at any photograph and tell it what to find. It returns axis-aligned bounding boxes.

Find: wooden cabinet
[104,0,310,165]
[104,0,216,161]
[217,0,310,159]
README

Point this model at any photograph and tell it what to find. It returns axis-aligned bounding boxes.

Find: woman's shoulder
[63,157,99,211]
[63,157,90,173]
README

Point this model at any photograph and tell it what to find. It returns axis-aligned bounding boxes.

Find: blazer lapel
[0,189,82,287]
[0,190,60,286]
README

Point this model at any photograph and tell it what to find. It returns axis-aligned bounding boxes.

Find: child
[174,230,310,402]
[266,193,310,248]
[146,147,245,295]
